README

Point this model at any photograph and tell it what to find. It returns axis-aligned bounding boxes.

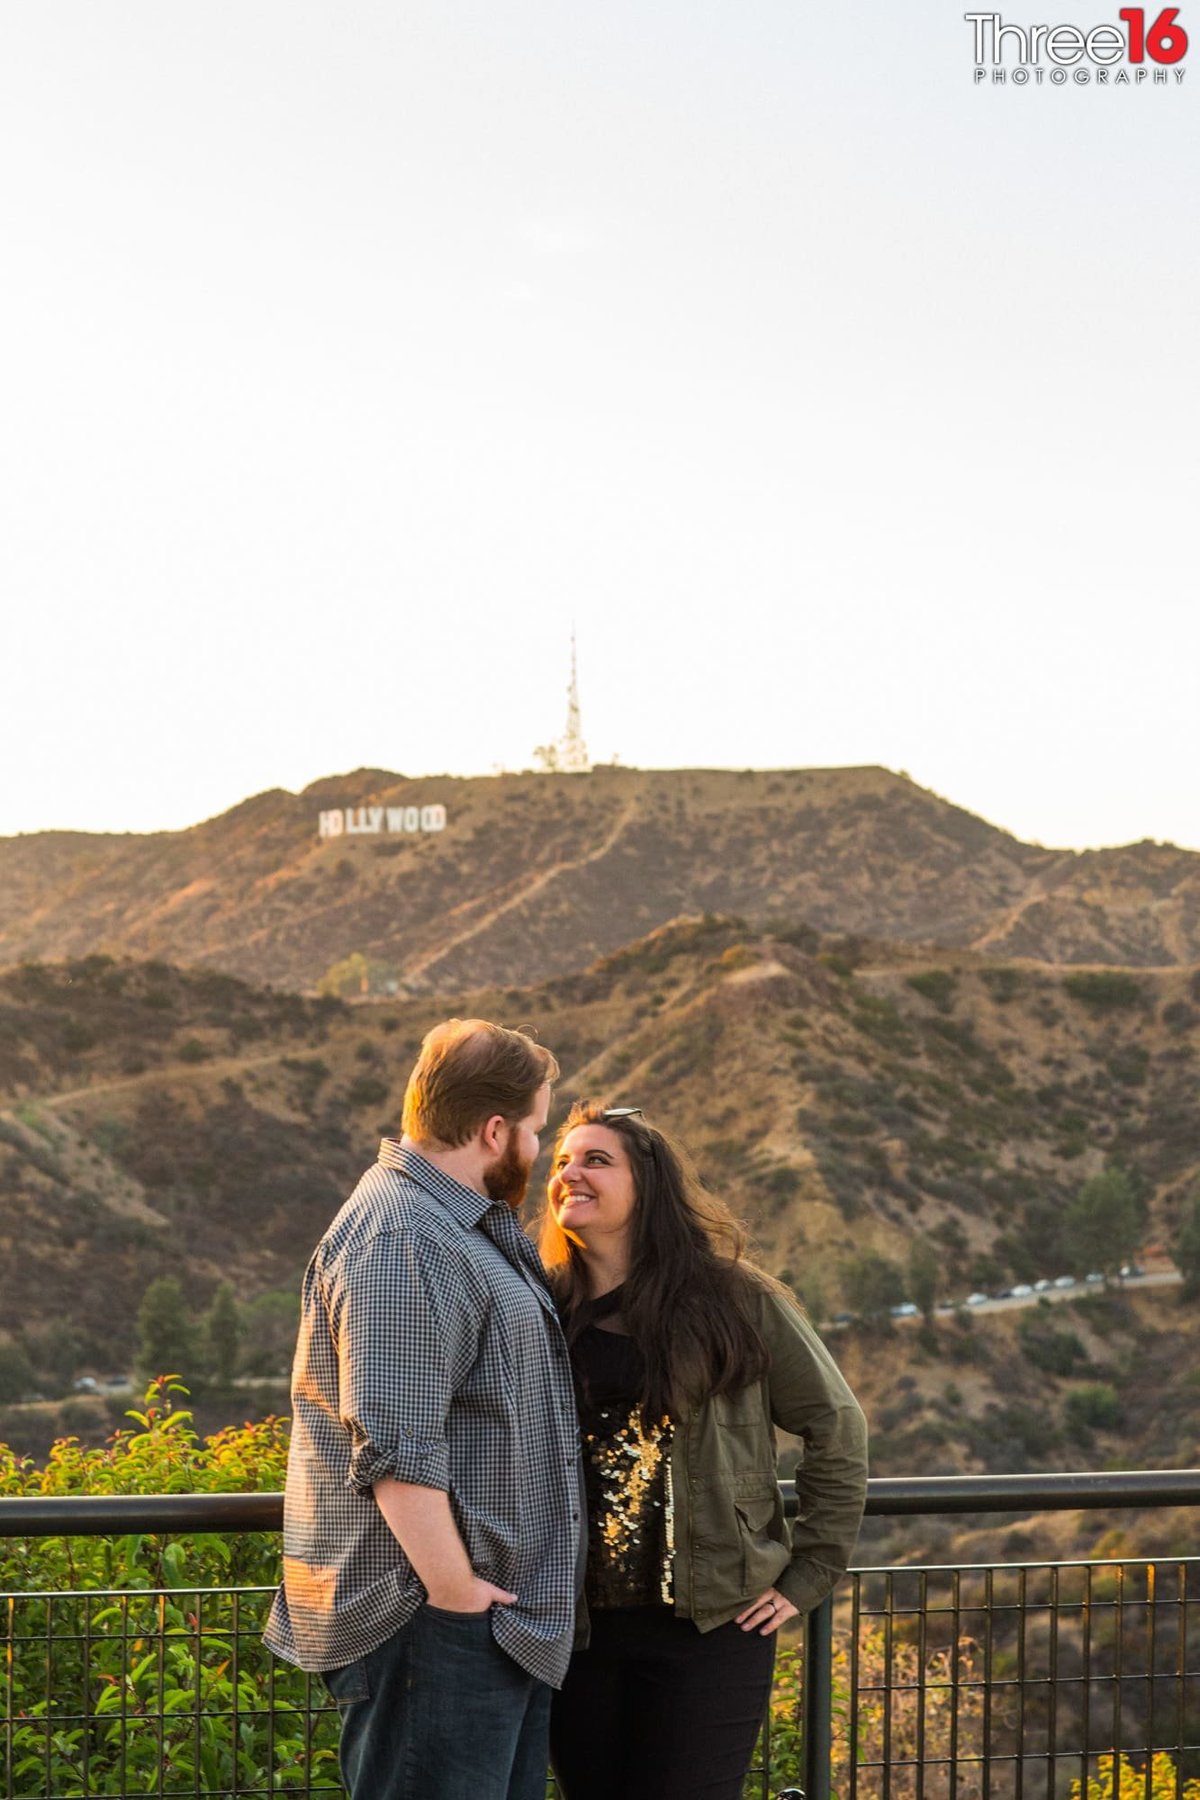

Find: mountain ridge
[2,765,1198,992]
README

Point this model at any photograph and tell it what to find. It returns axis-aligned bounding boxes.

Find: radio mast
[559,628,590,772]
[533,629,591,773]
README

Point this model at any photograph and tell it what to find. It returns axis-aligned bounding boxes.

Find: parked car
[1119,1263,1145,1279]
[965,1292,989,1307]
[1085,1272,1105,1285]
[1053,1275,1075,1289]
[1033,1278,1053,1292]
[1010,1283,1034,1298]
[890,1301,919,1318]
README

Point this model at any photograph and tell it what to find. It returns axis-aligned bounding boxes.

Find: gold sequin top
[572,1321,675,1610]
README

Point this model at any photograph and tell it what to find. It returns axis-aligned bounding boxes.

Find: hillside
[2,766,1198,992]
[2,926,1198,1493]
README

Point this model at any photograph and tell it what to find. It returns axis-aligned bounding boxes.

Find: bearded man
[266,1019,578,1800]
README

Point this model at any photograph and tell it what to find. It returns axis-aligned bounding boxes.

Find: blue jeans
[323,1605,553,1800]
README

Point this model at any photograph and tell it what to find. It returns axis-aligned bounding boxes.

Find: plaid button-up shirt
[264,1142,581,1687]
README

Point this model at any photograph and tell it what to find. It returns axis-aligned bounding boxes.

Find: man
[266,1018,579,1800]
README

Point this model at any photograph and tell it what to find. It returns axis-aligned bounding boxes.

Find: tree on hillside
[204,1283,242,1389]
[239,1289,301,1378]
[136,1277,196,1381]
[1175,1187,1200,1301]
[843,1251,905,1327]
[0,1343,37,1404]
[908,1238,941,1325]
[1063,1167,1144,1282]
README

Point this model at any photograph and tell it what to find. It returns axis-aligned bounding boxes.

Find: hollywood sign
[318,804,447,839]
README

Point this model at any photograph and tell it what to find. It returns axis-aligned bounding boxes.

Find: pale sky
[2,3,1197,852]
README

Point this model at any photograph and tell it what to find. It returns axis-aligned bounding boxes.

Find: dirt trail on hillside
[29,1050,287,1111]
[400,791,643,985]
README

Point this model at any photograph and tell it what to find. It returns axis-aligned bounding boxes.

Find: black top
[569,1294,675,1610]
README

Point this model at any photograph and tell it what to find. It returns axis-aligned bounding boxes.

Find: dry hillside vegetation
[1,921,1198,1505]
[2,766,1198,991]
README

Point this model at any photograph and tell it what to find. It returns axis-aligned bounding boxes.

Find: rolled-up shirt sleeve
[323,1228,476,1496]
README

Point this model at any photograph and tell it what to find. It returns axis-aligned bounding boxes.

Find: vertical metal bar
[1014,1566,1026,1800]
[1176,1564,1186,1786]
[803,1595,834,1800]
[119,1591,131,1800]
[882,1573,894,1800]
[849,1574,861,1800]
[1113,1564,1125,1781]
[1047,1565,1059,1800]
[754,1618,771,1800]
[193,1590,204,1798]
[1081,1563,1093,1797]
[916,1571,928,1800]
[2,1595,13,1800]
[156,1591,167,1800]
[266,1622,278,1793]
[948,1570,960,1800]
[1144,1562,1156,1800]
[982,1568,994,1800]
[81,1591,93,1797]
[43,1593,53,1800]
[231,1590,242,1800]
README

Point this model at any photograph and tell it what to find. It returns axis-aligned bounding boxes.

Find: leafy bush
[0,1343,37,1403]
[906,969,958,1012]
[771,921,820,954]
[1066,1383,1123,1434]
[980,966,1023,1003]
[0,1384,317,1797]
[841,1251,904,1324]
[1071,1752,1200,1799]
[1017,1314,1089,1377]
[1062,972,1145,1012]
[757,1624,987,1796]
[346,1075,389,1109]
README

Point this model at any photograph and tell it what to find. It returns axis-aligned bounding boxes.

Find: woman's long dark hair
[538,1099,783,1419]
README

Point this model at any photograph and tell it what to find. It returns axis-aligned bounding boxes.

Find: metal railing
[4,1471,1200,1799]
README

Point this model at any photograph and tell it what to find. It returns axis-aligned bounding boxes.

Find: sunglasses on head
[600,1106,643,1120]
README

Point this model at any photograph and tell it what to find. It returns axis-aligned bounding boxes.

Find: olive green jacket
[667,1286,868,1631]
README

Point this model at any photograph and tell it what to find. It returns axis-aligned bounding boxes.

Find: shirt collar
[377,1139,494,1230]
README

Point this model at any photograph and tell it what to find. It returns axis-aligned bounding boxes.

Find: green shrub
[0,1343,37,1403]
[906,969,958,1011]
[980,966,1023,1003]
[771,921,820,954]
[1066,1382,1122,1434]
[1062,971,1145,1012]
[0,1384,311,1797]
[1018,1315,1089,1377]
[346,1075,389,1109]
[1106,1046,1149,1087]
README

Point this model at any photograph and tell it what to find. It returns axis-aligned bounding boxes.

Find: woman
[541,1101,868,1800]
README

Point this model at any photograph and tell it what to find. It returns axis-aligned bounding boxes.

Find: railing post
[802,1594,834,1800]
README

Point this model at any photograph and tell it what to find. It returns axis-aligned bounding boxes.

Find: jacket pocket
[734,1487,789,1594]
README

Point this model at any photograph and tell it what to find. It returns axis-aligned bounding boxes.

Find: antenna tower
[559,628,590,772]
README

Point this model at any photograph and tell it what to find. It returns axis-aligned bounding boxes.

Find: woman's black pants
[550,1605,776,1800]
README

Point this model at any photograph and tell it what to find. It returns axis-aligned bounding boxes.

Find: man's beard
[482,1133,534,1213]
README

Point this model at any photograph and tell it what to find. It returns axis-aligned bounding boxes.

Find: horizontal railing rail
[4,1468,1200,1536]
[5,1473,1200,1800]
